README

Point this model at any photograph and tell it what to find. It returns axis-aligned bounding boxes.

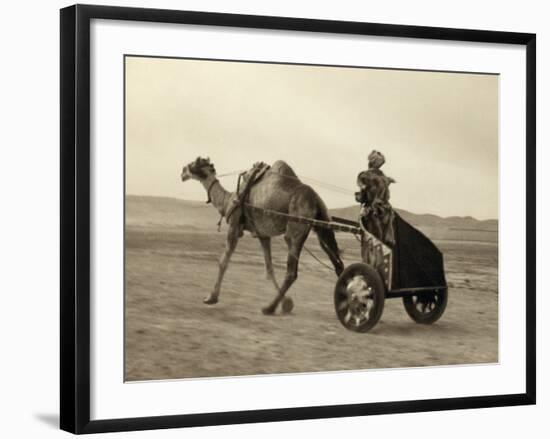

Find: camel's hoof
[203,295,218,305]
[262,305,276,315]
[281,297,294,314]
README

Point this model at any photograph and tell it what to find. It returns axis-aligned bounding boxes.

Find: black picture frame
[60,4,536,435]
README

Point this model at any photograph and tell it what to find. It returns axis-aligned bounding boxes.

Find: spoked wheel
[334,263,385,333]
[403,288,448,324]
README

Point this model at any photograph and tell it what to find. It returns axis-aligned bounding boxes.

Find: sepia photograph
[124,55,498,382]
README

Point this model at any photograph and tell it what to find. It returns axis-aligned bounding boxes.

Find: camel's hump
[271,160,298,178]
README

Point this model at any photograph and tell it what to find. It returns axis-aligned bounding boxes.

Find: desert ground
[124,196,498,381]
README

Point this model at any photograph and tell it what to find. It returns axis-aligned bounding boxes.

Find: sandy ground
[124,226,498,381]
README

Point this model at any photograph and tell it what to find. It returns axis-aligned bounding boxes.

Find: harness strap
[226,164,270,223]
[205,179,219,204]
[214,163,270,231]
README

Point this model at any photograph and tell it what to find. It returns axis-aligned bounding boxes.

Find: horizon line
[125,193,499,223]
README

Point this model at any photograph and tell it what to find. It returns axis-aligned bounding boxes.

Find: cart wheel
[403,288,448,324]
[334,263,385,333]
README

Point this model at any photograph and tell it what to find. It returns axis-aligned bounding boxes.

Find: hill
[126,195,219,231]
[126,195,498,243]
[330,205,497,243]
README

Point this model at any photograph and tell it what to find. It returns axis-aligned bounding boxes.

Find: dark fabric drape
[391,213,447,290]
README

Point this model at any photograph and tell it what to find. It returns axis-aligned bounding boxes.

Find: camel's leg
[262,223,309,315]
[204,225,240,305]
[315,227,344,276]
[259,237,280,291]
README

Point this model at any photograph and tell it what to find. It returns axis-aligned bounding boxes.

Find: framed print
[60,4,536,434]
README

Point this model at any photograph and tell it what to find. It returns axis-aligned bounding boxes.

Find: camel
[180,157,345,314]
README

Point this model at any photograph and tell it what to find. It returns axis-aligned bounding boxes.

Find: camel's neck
[200,175,232,216]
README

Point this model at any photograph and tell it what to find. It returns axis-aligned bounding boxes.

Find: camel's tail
[314,197,345,276]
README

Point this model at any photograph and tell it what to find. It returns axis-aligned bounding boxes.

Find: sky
[125,56,498,220]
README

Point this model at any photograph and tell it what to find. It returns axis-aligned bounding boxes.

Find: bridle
[205,178,219,204]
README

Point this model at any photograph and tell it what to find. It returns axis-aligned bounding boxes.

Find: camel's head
[181,157,216,182]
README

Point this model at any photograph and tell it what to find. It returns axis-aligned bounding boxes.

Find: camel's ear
[206,157,210,163]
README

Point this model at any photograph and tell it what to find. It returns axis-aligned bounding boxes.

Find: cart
[246,204,448,332]
[331,213,448,332]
